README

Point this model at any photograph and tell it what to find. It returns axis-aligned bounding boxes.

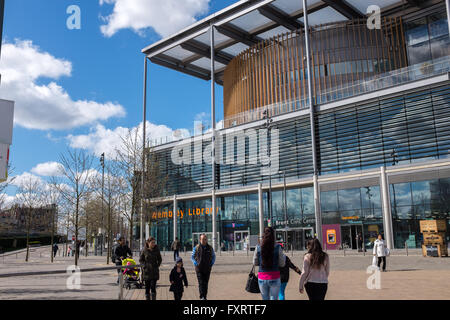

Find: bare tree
[15,174,43,262]
[54,149,94,266]
[42,180,64,262]
[114,129,141,251]
[0,165,15,210]
[114,129,166,252]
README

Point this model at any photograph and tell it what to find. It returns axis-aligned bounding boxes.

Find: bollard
[363,243,366,256]
[118,272,124,300]
[233,247,235,256]
[343,248,346,256]
[405,241,408,256]
[184,246,186,256]
[291,244,293,257]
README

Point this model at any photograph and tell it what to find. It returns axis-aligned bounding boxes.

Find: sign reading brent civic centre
[151,207,221,221]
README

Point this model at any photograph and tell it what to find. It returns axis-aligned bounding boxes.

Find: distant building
[0,204,56,237]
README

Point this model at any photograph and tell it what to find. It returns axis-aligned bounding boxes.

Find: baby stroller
[121,258,143,290]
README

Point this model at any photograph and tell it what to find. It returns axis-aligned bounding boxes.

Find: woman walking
[139,237,162,300]
[299,238,330,301]
[169,257,189,300]
[373,234,387,272]
[253,227,286,300]
[279,254,301,300]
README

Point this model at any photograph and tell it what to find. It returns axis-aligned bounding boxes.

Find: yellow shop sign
[151,207,221,221]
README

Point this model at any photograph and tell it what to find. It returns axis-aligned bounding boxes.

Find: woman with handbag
[373,234,388,272]
[252,227,286,300]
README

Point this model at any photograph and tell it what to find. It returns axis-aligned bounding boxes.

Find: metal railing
[0,263,144,300]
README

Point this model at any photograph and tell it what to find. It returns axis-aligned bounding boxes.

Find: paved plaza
[1,245,449,300]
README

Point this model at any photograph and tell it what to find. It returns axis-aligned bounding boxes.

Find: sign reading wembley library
[0,99,14,181]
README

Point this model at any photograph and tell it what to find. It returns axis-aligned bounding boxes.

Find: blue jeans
[258,278,281,300]
[278,282,287,300]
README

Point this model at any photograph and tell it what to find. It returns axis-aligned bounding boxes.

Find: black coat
[115,244,132,261]
[279,256,300,283]
[140,246,162,281]
[169,266,188,293]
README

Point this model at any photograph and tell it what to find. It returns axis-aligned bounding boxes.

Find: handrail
[0,264,145,278]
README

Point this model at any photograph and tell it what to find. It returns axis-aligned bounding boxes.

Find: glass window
[405,18,429,46]
[301,187,315,215]
[390,183,412,207]
[321,190,338,212]
[338,188,361,211]
[411,180,431,205]
[428,12,448,40]
[361,186,381,210]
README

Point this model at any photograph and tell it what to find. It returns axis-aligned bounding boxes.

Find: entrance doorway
[234,230,249,251]
[340,225,364,250]
[192,232,220,248]
[275,228,314,251]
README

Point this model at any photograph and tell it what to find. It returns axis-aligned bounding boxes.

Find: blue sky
[1,0,232,199]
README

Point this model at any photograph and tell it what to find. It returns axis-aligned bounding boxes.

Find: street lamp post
[263,110,273,226]
[100,153,105,256]
[391,149,399,219]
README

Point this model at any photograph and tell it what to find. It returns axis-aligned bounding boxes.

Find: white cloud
[0,40,126,130]
[9,172,45,188]
[31,162,64,177]
[67,121,190,158]
[99,0,210,38]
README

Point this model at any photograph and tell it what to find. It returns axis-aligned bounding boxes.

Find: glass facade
[155,84,450,197]
[405,12,450,65]
[148,9,450,251]
[321,186,383,249]
[391,178,450,249]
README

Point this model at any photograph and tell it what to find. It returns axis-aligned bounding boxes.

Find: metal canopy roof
[141,0,416,85]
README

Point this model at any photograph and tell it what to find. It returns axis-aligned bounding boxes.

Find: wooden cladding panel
[223,19,407,127]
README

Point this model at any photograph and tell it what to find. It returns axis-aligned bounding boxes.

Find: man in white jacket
[373,234,387,272]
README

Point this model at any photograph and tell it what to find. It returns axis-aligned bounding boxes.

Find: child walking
[169,257,188,300]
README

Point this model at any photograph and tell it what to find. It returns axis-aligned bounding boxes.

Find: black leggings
[196,270,211,299]
[377,256,386,271]
[145,280,157,295]
[305,282,328,301]
[173,292,183,300]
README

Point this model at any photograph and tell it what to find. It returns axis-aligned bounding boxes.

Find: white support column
[210,23,217,252]
[140,56,148,251]
[212,189,217,251]
[380,166,394,249]
[313,175,322,242]
[173,195,177,242]
[303,0,322,244]
[258,183,264,240]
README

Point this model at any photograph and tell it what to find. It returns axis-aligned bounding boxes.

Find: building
[0,0,14,182]
[140,0,450,251]
[0,204,56,237]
